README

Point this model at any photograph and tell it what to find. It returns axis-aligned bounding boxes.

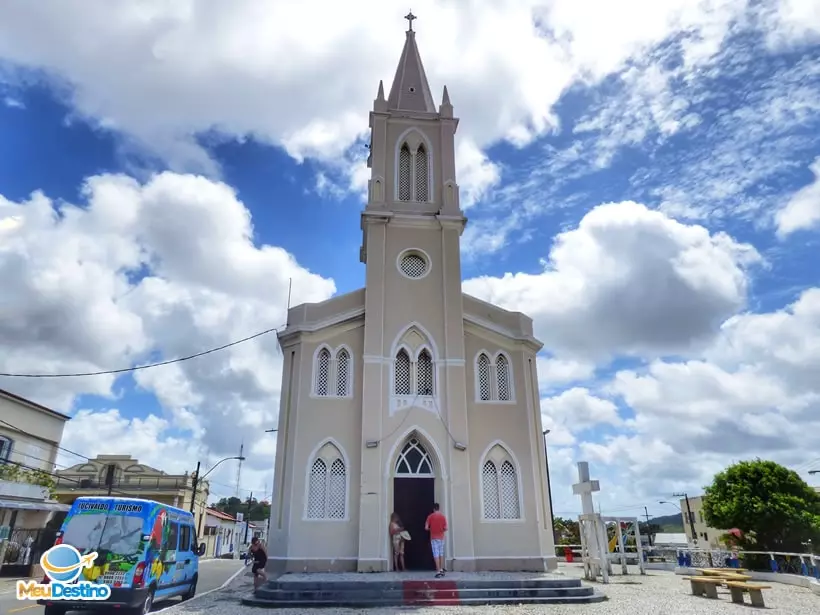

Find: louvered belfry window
[399,144,412,201]
[415,145,429,201]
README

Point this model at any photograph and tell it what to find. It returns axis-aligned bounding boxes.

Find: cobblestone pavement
[157,566,819,615]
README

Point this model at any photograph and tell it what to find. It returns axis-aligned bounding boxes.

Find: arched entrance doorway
[393,436,436,570]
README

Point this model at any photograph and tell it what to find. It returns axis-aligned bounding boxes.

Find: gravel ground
[159,564,819,615]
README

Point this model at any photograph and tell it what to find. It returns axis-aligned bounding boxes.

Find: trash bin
[564,547,574,563]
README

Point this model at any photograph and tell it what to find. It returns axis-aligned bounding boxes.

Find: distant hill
[648,513,684,532]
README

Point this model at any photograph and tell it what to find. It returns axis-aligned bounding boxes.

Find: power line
[0,418,89,461]
[0,324,284,378]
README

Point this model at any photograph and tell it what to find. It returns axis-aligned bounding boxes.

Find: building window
[315,348,331,396]
[475,352,514,402]
[395,438,434,476]
[477,353,491,400]
[336,348,351,397]
[394,349,412,395]
[313,346,353,398]
[305,442,347,520]
[415,144,429,201]
[397,139,431,202]
[399,252,429,279]
[416,349,433,395]
[481,444,522,520]
[394,347,435,397]
[398,144,412,201]
[0,436,13,462]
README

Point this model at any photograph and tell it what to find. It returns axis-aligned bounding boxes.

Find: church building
[268,15,556,573]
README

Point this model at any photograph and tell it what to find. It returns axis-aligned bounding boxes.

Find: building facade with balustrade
[53,454,210,533]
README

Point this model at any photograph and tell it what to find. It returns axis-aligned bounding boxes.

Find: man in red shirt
[425,502,448,577]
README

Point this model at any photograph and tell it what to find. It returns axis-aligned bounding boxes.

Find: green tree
[553,517,581,544]
[703,459,820,552]
[214,496,270,522]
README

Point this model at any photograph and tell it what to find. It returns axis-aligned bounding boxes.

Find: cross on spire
[405,11,417,31]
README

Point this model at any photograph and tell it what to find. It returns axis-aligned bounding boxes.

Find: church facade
[268,18,557,573]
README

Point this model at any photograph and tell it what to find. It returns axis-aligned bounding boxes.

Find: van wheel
[44,606,67,615]
[133,588,154,615]
[182,575,198,601]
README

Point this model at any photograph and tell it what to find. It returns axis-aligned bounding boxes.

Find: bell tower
[360,12,463,264]
[356,14,474,571]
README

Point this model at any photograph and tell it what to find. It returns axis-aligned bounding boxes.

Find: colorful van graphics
[38,497,204,615]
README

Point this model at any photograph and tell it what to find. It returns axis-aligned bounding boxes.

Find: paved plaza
[157,564,819,615]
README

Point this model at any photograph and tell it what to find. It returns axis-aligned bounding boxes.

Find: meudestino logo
[17,544,111,601]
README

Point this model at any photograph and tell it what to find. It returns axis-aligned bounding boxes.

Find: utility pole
[244,492,253,544]
[674,492,697,545]
[643,505,653,546]
[190,461,201,513]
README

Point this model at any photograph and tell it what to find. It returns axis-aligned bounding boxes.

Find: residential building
[53,454,210,533]
[0,388,71,532]
[680,495,727,549]
[269,17,555,574]
[202,508,238,558]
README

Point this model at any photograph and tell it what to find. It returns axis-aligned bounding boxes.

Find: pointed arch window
[313,345,353,398]
[315,348,331,396]
[416,349,433,396]
[336,349,350,397]
[393,346,435,397]
[395,438,434,476]
[477,353,491,401]
[475,352,514,402]
[305,442,348,520]
[481,445,522,520]
[395,349,411,395]
[496,354,511,401]
[415,144,429,202]
[396,139,431,202]
[398,144,412,201]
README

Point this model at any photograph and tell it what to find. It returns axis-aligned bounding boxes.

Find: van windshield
[63,513,144,557]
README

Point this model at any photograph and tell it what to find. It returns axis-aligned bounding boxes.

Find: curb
[154,565,247,613]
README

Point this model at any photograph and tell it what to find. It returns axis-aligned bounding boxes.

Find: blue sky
[1,1,819,519]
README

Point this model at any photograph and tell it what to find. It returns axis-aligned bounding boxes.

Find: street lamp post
[541,429,556,541]
[189,455,246,532]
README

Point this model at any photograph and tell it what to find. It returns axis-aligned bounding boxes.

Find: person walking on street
[250,536,268,591]
[425,502,447,578]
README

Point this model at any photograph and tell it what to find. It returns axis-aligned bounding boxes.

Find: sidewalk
[0,576,27,595]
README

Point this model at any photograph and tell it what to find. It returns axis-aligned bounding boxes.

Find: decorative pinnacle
[405,11,416,32]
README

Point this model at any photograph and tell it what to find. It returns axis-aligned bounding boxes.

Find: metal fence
[0,527,58,577]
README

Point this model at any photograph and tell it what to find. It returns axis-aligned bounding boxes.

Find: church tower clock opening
[270,14,556,574]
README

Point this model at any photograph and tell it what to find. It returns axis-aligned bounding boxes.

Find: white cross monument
[572,461,609,582]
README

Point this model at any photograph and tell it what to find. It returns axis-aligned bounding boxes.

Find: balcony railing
[54,475,192,491]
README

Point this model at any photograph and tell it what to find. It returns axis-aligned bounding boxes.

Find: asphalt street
[0,558,244,615]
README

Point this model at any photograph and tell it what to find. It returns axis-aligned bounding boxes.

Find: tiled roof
[206,507,236,521]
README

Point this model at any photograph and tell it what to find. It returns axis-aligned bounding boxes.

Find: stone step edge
[241,592,608,608]
[256,590,596,600]
[265,577,586,591]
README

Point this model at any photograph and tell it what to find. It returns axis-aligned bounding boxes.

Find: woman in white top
[389,512,406,571]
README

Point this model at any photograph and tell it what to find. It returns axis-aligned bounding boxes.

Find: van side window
[165,521,179,551]
[180,524,191,551]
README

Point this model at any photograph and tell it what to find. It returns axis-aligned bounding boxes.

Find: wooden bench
[724,581,771,607]
[683,576,725,599]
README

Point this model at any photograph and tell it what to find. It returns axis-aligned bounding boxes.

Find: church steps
[242,577,606,608]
